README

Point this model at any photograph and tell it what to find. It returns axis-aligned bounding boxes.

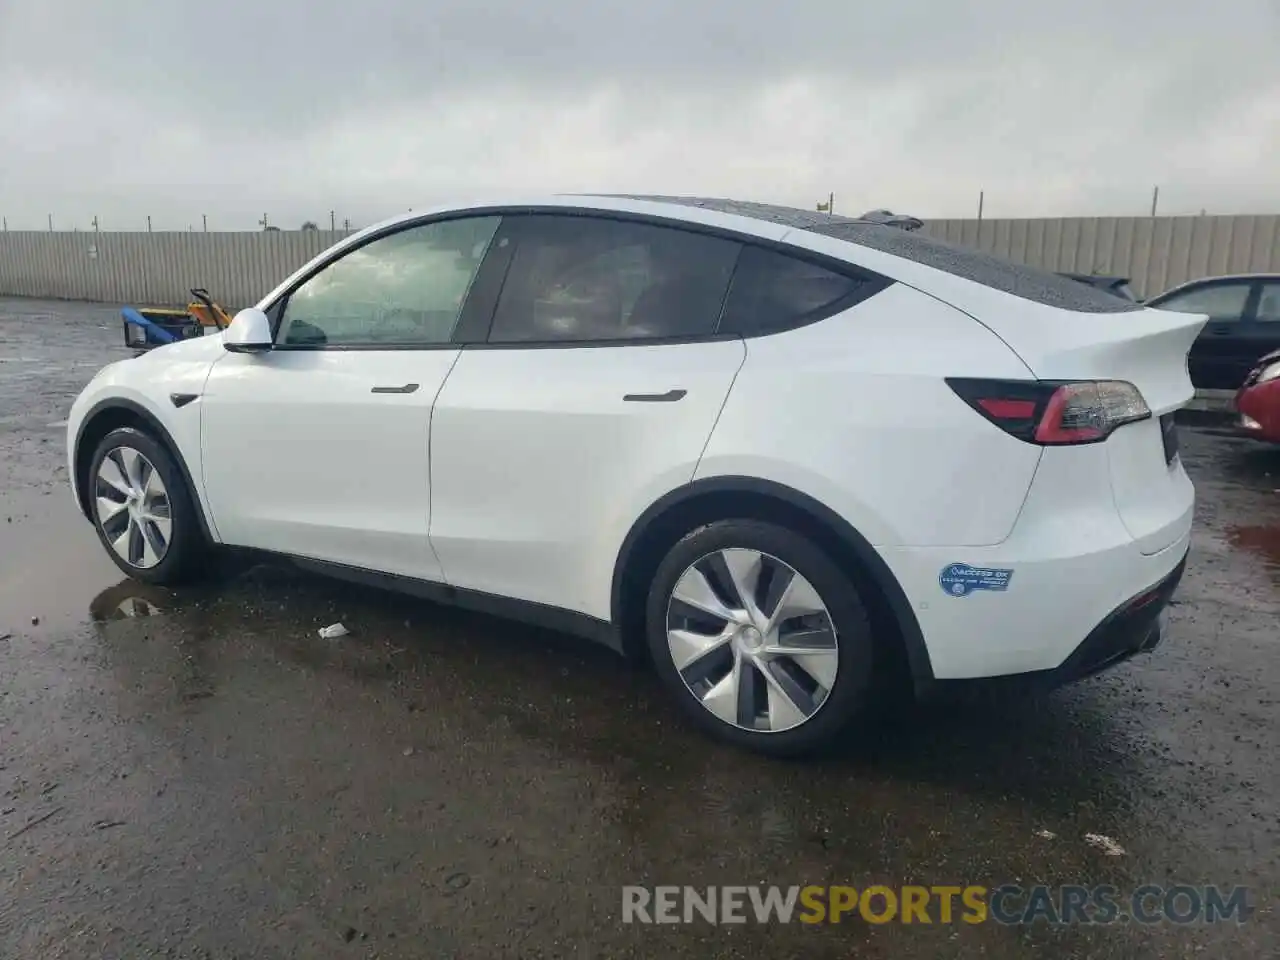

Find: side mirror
[223,308,273,354]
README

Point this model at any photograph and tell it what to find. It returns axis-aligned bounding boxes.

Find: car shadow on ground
[86,559,1154,829]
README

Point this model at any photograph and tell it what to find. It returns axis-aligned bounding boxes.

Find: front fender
[67,346,222,541]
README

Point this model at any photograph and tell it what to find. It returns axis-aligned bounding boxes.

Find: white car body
[68,194,1204,696]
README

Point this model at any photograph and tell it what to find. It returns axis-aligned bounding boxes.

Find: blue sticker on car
[939,563,1014,598]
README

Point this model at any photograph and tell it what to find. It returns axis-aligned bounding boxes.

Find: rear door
[1149,279,1255,388]
[427,214,746,619]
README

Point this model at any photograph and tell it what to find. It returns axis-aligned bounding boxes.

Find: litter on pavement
[1084,833,1126,856]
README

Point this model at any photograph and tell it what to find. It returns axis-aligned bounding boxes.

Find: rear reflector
[947,378,1151,446]
[1125,588,1161,613]
[978,398,1037,419]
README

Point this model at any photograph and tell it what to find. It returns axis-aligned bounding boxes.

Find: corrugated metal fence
[0,230,351,307]
[2,215,1279,306]
[921,215,1280,298]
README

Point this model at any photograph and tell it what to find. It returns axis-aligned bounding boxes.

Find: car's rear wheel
[645,519,875,756]
[88,427,208,585]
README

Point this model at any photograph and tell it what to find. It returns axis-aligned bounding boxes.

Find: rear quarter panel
[695,282,1043,548]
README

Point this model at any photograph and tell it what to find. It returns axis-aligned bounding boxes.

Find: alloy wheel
[665,548,839,733]
[94,446,173,569]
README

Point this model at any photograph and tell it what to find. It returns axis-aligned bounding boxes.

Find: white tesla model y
[67,196,1205,755]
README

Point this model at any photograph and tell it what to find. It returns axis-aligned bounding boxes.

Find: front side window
[487,216,740,343]
[1152,282,1250,323]
[278,216,501,346]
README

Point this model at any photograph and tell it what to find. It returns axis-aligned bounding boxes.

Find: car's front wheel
[645,519,876,757]
[87,426,208,584]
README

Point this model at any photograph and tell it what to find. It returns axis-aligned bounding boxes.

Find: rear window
[617,196,1144,315]
[719,246,863,335]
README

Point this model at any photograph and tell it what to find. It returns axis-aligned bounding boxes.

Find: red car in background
[1236,349,1280,442]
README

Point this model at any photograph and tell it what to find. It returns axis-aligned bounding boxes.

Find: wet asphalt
[0,298,1276,959]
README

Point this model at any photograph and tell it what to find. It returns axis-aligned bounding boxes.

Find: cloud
[1,0,1278,229]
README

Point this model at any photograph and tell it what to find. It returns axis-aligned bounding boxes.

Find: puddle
[89,580,169,622]
[0,493,121,633]
[1226,525,1280,572]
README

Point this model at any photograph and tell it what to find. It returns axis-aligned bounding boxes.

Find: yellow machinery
[123,288,235,350]
[186,288,236,329]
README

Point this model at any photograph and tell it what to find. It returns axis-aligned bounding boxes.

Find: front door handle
[623,389,687,403]
[371,383,420,394]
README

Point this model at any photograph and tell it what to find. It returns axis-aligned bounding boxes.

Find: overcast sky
[1,1,1277,231]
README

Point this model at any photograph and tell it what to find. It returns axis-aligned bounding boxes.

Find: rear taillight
[946,378,1151,445]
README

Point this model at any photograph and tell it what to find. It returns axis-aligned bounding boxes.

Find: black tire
[86,426,209,585]
[645,519,876,757]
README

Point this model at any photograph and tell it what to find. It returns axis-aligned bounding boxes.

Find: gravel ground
[0,297,1276,959]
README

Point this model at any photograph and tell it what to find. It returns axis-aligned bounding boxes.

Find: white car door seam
[691,337,748,481]
[195,348,230,542]
[426,347,467,585]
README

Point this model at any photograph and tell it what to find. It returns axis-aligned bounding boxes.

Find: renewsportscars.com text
[621,884,1253,926]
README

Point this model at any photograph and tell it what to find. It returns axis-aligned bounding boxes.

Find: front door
[428,213,747,619]
[200,215,502,579]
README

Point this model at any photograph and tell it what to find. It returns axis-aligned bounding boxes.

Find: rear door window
[719,246,867,335]
[486,216,740,343]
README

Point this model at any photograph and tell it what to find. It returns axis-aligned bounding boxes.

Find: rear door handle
[623,389,686,403]
[371,383,420,394]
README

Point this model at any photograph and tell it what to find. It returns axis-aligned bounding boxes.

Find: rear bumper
[877,447,1194,680]
[1039,549,1186,685]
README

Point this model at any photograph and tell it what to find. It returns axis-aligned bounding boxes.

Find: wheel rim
[94,446,172,570]
[665,548,839,734]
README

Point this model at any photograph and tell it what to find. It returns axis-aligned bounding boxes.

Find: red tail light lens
[947,378,1151,445]
[977,398,1037,419]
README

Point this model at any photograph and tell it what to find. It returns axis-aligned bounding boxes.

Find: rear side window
[720,246,864,335]
[488,216,740,343]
